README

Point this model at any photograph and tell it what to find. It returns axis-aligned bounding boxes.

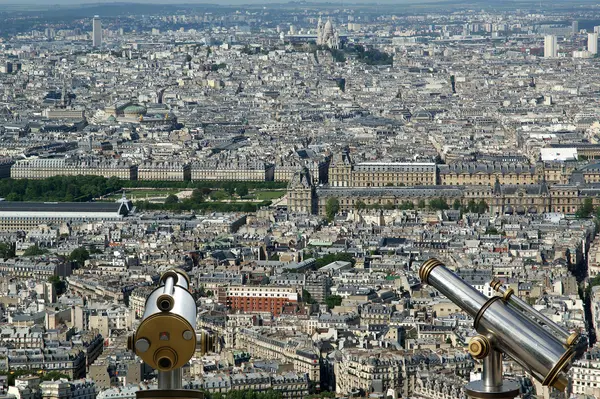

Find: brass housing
[161,269,191,291]
[419,258,444,283]
[469,335,491,359]
[566,332,580,347]
[133,313,196,371]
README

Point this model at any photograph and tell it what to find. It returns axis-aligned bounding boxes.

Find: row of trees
[325,197,489,220]
[121,180,287,190]
[0,176,287,203]
[136,199,272,213]
[575,198,600,219]
[0,176,122,202]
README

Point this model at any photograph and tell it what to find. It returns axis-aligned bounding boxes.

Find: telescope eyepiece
[157,294,175,312]
[131,269,197,372]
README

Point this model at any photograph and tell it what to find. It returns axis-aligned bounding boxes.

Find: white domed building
[316,17,340,49]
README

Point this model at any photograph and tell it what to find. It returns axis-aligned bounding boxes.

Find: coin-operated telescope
[420,258,587,399]
[127,269,203,399]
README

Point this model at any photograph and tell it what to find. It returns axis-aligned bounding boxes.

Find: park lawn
[253,190,286,200]
[108,189,182,199]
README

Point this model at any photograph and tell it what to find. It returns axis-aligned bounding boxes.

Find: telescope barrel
[419,258,488,318]
[490,279,577,347]
[129,268,198,372]
[420,258,576,391]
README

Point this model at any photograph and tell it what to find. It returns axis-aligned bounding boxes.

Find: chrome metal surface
[482,350,502,389]
[477,293,571,387]
[143,285,197,329]
[158,369,182,390]
[494,283,571,344]
[163,276,175,297]
[423,260,576,391]
[465,380,521,399]
[426,263,488,318]
[183,330,193,341]
[135,338,150,353]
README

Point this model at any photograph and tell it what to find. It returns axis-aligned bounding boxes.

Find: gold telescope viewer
[127,269,203,399]
[420,258,587,399]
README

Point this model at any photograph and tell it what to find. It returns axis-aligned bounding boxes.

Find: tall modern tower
[572,20,579,34]
[92,15,102,47]
[588,32,598,55]
[544,35,557,58]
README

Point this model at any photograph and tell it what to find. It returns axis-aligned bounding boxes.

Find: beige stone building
[191,158,275,182]
[288,168,600,216]
[137,161,190,181]
[438,162,537,186]
[329,152,436,187]
[234,328,320,386]
[11,158,137,180]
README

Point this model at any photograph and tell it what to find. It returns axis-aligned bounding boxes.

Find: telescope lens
[157,295,174,311]
[158,357,172,369]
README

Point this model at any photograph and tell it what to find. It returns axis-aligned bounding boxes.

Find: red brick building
[226,286,298,316]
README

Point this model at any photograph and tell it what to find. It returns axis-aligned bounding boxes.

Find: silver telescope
[420,258,586,395]
[128,268,202,399]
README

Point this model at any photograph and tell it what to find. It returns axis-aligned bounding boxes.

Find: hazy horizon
[0,0,535,4]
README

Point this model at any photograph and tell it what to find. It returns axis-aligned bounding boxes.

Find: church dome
[324,19,334,35]
[123,105,147,116]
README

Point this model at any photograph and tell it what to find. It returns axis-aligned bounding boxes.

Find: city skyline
[1,2,600,399]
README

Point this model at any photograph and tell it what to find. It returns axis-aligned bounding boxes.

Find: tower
[287,167,316,214]
[316,16,324,45]
[93,15,102,47]
[544,35,557,58]
[588,32,598,55]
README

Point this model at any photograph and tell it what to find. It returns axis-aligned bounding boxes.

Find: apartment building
[571,349,600,397]
[11,158,137,180]
[137,161,191,181]
[235,328,320,386]
[226,286,298,316]
[191,158,275,182]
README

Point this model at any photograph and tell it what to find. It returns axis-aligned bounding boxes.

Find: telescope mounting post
[158,369,183,390]
[465,347,521,399]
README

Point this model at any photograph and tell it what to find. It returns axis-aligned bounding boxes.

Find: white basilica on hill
[316,17,340,49]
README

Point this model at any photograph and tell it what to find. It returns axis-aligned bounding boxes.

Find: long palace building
[0,196,134,231]
[288,167,600,216]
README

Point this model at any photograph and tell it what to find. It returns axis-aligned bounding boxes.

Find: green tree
[467,199,478,213]
[417,199,427,209]
[0,242,15,259]
[23,245,49,257]
[429,198,449,210]
[302,289,315,304]
[191,188,205,203]
[325,295,343,309]
[236,185,249,198]
[453,199,462,210]
[576,198,594,218]
[477,200,489,214]
[355,200,367,211]
[223,183,236,196]
[48,275,66,296]
[399,201,414,210]
[325,197,340,221]
[69,247,90,267]
[383,201,395,210]
[164,194,179,205]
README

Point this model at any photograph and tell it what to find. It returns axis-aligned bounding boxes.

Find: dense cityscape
[3,1,600,399]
